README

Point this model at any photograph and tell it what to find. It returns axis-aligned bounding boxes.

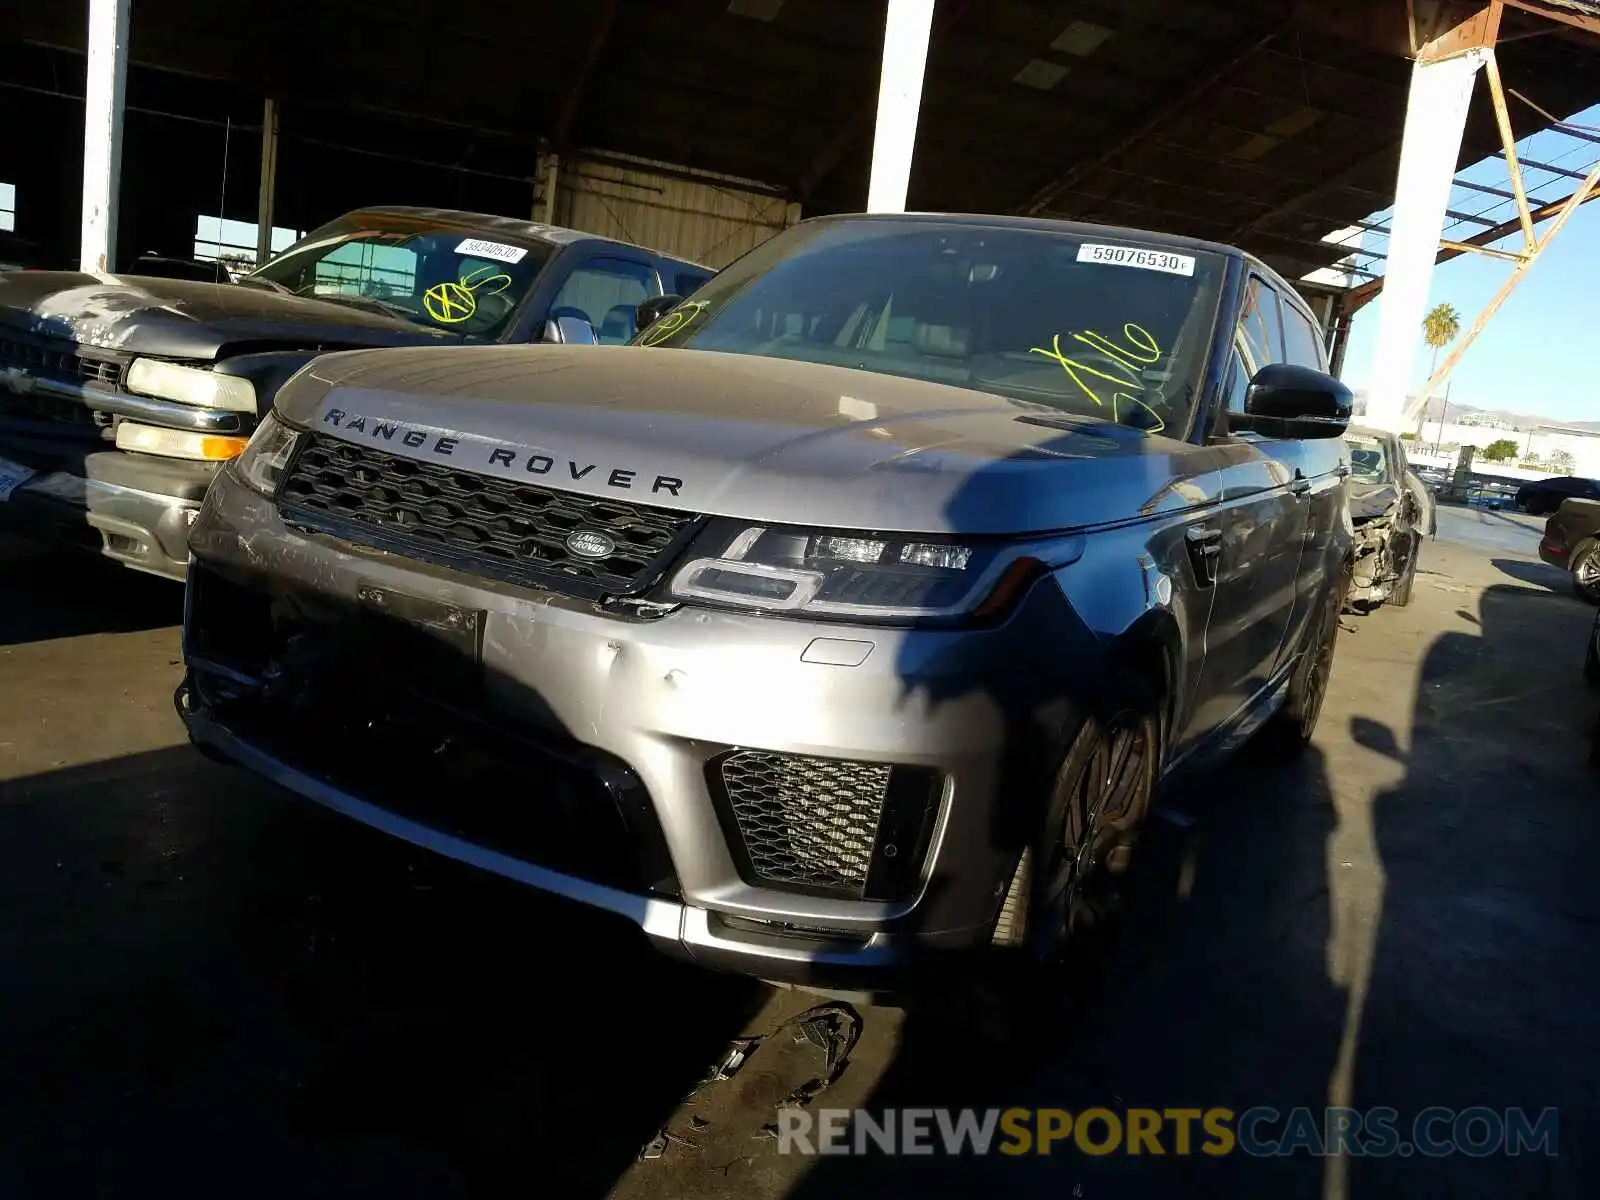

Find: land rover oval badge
[566,529,616,559]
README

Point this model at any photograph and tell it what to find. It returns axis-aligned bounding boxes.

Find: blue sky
[1337,103,1599,423]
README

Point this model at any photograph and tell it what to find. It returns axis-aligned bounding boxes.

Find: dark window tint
[1239,278,1285,368]
[1281,303,1327,370]
[677,270,712,296]
[550,257,661,344]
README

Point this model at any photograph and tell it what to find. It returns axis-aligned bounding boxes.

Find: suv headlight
[668,522,1046,622]
[126,357,257,413]
[233,412,301,496]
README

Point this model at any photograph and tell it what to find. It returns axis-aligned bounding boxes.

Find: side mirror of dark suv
[635,294,683,335]
[1240,363,1353,439]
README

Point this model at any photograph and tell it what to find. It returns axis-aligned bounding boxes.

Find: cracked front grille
[277,434,699,597]
[716,750,891,896]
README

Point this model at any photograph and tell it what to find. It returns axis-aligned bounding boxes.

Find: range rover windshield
[244,213,554,339]
[634,218,1226,436]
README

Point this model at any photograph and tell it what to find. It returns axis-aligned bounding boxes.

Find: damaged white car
[1343,424,1431,611]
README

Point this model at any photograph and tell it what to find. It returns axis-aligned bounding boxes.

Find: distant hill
[1353,391,1600,433]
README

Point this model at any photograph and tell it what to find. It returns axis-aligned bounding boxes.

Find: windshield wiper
[313,293,415,319]
[236,275,293,296]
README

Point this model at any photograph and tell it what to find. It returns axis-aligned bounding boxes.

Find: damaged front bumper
[0,442,217,581]
[176,469,1075,987]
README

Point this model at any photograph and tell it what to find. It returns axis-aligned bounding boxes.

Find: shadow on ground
[0,544,181,646]
[1492,555,1579,596]
[789,568,1599,1198]
[0,746,770,1199]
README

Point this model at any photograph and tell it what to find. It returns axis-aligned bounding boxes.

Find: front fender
[1052,516,1203,759]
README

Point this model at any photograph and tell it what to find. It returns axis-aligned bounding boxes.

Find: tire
[992,698,1160,970]
[1570,539,1600,604]
[1389,540,1418,608]
[1258,595,1340,757]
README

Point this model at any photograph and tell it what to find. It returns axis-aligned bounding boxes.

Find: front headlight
[233,412,301,496]
[126,357,257,413]
[668,522,1042,622]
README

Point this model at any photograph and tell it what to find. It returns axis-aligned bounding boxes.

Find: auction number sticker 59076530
[1076,243,1196,277]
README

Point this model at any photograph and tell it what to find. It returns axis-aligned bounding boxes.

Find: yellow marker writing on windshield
[460,264,513,297]
[424,281,477,323]
[1028,324,1166,434]
[637,300,709,348]
[423,266,517,324]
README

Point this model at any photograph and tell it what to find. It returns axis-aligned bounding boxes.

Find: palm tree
[1419,302,1461,433]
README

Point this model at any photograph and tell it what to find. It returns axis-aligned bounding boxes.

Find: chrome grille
[0,334,125,389]
[716,750,891,896]
[278,434,699,597]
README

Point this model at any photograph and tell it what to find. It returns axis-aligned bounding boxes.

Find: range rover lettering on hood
[318,405,686,498]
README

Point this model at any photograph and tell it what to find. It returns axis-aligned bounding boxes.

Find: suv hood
[280,345,1231,536]
[0,270,461,359]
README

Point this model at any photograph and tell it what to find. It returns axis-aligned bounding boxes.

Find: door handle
[1290,469,1311,495]
[1185,525,1223,587]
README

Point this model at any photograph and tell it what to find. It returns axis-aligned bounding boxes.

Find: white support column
[865,0,935,214]
[256,98,280,266]
[1363,47,1489,432]
[79,0,132,275]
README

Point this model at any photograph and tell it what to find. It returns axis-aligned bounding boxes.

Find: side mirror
[1239,363,1352,439]
[635,293,683,334]
[544,314,598,345]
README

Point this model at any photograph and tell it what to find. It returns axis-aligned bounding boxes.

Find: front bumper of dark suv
[176,462,1095,987]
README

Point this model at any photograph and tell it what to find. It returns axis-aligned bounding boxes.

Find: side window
[549,257,661,345]
[1238,277,1286,368]
[677,270,711,297]
[1281,303,1327,371]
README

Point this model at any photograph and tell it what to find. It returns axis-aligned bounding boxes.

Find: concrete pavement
[1,526,1595,1198]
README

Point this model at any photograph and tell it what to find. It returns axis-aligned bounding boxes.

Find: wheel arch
[1107,608,1183,769]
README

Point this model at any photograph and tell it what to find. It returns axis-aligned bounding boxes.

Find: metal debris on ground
[641,1002,867,1165]
[638,1126,701,1162]
[780,1003,863,1107]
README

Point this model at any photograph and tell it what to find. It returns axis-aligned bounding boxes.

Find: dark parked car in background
[0,206,711,580]
[177,213,1354,987]
[1517,474,1600,515]
[1539,497,1600,601]
[1343,424,1426,610]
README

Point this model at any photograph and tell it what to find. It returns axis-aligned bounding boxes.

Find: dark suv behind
[0,206,711,580]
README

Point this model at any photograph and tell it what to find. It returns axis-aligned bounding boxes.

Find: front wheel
[1571,540,1600,604]
[1258,597,1339,757]
[993,704,1159,966]
[1389,540,1418,607]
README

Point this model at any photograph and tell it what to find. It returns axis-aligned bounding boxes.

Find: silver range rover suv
[176,214,1354,989]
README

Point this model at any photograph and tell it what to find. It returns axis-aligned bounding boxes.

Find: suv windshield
[245,214,554,339]
[1345,433,1389,482]
[634,218,1226,436]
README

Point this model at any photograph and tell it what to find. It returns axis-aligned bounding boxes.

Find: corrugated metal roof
[4,0,1598,285]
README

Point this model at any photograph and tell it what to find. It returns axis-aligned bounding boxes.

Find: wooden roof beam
[1017,25,1284,217]
[549,0,620,151]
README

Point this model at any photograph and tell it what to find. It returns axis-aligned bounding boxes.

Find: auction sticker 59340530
[454,238,528,265]
[1076,243,1196,277]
